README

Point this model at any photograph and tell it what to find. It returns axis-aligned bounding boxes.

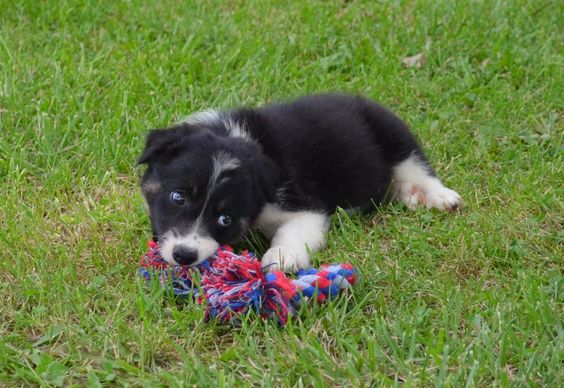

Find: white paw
[424,186,462,211]
[261,246,310,273]
[398,186,424,210]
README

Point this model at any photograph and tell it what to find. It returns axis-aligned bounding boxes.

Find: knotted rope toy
[139,240,357,325]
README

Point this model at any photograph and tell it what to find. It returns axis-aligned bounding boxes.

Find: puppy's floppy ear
[137,127,185,164]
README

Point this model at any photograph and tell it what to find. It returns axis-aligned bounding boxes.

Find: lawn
[0,0,562,385]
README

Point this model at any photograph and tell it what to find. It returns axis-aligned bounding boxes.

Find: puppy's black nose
[172,246,198,265]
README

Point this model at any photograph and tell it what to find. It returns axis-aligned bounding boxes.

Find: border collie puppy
[138,94,461,271]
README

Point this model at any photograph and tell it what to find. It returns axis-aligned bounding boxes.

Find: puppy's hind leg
[357,97,461,211]
[393,153,462,211]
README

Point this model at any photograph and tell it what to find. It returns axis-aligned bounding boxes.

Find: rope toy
[139,240,357,325]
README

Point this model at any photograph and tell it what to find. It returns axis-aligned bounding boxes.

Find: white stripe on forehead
[210,150,240,187]
[185,151,240,236]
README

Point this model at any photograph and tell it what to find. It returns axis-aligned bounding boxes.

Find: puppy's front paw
[261,246,310,273]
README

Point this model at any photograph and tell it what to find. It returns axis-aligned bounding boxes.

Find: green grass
[1,0,562,385]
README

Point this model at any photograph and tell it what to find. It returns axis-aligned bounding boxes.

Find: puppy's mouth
[158,231,220,266]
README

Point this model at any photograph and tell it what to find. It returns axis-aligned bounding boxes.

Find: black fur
[139,93,430,252]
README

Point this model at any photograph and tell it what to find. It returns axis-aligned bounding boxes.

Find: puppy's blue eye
[170,191,186,205]
[217,214,232,227]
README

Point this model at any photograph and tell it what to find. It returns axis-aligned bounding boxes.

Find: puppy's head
[138,122,277,266]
